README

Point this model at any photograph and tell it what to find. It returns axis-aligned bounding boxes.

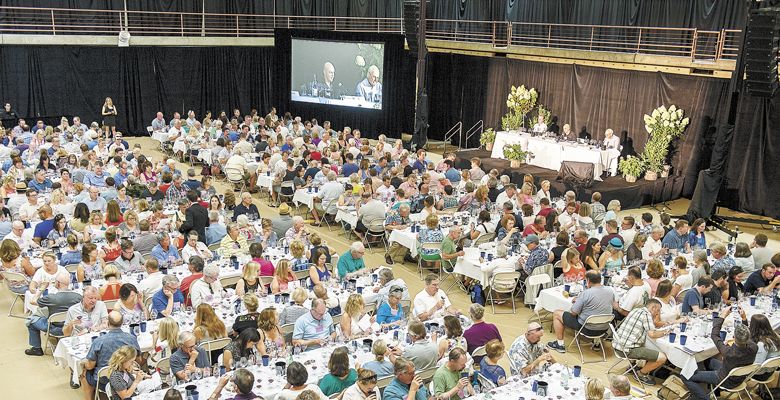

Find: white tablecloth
[292,189,319,210]
[473,364,587,399]
[491,131,610,180]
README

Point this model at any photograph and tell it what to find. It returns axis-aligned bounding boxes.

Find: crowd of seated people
[3,107,779,400]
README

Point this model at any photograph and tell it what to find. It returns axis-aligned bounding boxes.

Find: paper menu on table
[358,314,381,332]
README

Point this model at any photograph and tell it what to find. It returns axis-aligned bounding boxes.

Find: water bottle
[561,366,570,389]
[311,74,319,97]
[472,373,481,394]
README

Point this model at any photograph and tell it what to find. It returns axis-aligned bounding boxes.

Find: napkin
[358,314,381,332]
[137,372,162,394]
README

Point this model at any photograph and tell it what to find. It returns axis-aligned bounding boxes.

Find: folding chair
[65,264,80,273]
[567,313,614,363]
[486,271,521,314]
[607,325,648,388]
[472,233,496,246]
[675,288,690,303]
[156,356,171,375]
[707,364,757,400]
[363,302,377,316]
[207,243,221,252]
[44,311,68,355]
[278,181,296,207]
[320,198,338,230]
[94,366,111,400]
[377,374,394,390]
[103,299,117,311]
[417,242,443,279]
[523,264,554,305]
[1,271,28,318]
[201,337,231,365]
[528,273,553,326]
[471,346,487,363]
[219,275,241,289]
[280,323,295,343]
[750,356,780,400]
[400,299,411,317]
[224,166,246,193]
[146,126,154,137]
[293,265,312,281]
[417,366,438,383]
[364,218,388,251]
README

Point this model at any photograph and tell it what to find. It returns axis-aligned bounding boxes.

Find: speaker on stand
[744,8,780,98]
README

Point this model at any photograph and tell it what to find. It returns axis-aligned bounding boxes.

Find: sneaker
[385,255,394,265]
[546,341,566,353]
[24,347,44,356]
[69,381,80,389]
[637,373,656,386]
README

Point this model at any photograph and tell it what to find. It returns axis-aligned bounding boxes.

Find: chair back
[94,366,112,400]
[473,233,496,246]
[490,271,520,294]
[201,337,231,364]
[156,356,171,374]
[219,275,241,289]
[65,264,80,273]
[331,313,342,326]
[471,345,487,359]
[377,374,394,390]
[0,271,28,287]
[528,273,551,286]
[400,299,412,317]
[259,275,274,287]
[280,323,295,342]
[207,243,221,251]
[293,267,311,280]
[48,310,68,324]
[755,356,780,381]
[723,364,757,380]
[143,296,153,312]
[675,288,690,303]
[417,366,438,383]
[419,242,443,254]
[367,218,386,233]
[103,299,118,311]
[224,166,244,182]
[363,302,377,316]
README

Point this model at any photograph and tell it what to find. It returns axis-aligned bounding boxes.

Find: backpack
[656,375,689,400]
[470,283,485,306]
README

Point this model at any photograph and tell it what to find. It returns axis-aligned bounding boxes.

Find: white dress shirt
[413,288,452,319]
[189,278,224,307]
[138,271,164,299]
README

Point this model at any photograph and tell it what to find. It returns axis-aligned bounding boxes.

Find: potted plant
[480,128,496,151]
[503,144,530,168]
[618,155,644,183]
[501,85,538,131]
[640,104,690,181]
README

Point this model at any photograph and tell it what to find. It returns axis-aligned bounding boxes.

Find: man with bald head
[82,311,140,396]
[356,65,383,102]
[292,298,335,350]
[25,271,81,356]
[315,61,337,98]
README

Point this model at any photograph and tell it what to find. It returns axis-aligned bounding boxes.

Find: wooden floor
[1,137,777,399]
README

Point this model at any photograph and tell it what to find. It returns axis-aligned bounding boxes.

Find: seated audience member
[413,274,460,321]
[680,277,713,314]
[376,286,406,328]
[733,242,756,274]
[319,347,358,396]
[751,234,774,269]
[661,220,691,253]
[670,256,693,298]
[151,233,181,266]
[710,242,736,274]
[608,375,635,400]
[433,348,475,399]
[547,271,614,353]
[654,279,686,326]
[152,275,185,318]
[462,303,502,360]
[276,361,329,400]
[402,321,439,371]
[107,345,151,399]
[382,357,431,400]
[138,258,163,299]
[207,368,260,400]
[612,299,668,385]
[743,263,780,295]
[599,220,623,248]
[219,223,250,257]
[189,264,224,307]
[372,268,409,306]
[169,331,211,381]
[336,241,367,279]
[508,322,555,377]
[706,269,729,307]
[292,298,335,350]
[362,340,395,378]
[81,311,139,398]
[682,310,757,400]
[205,211,227,246]
[612,266,650,321]
[341,368,381,400]
[479,339,507,387]
[25,271,81,356]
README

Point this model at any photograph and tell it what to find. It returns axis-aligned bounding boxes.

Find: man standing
[508,322,555,376]
[612,299,668,385]
[383,357,431,400]
[337,242,367,279]
[433,348,474,399]
[24,272,81,357]
[179,191,209,244]
[547,271,614,353]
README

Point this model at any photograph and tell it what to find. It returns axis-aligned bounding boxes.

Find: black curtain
[273,29,415,140]
[0,46,275,135]
[721,94,780,219]
[426,53,490,148]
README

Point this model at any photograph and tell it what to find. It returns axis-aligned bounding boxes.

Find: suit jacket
[180,203,210,243]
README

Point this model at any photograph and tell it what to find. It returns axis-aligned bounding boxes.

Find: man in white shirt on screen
[356,65,383,102]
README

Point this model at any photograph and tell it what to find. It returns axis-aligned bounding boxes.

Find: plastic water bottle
[472,373,481,394]
[561,367,570,389]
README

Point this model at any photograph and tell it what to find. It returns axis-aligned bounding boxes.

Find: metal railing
[0,6,740,62]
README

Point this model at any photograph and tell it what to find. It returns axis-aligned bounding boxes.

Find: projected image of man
[308,62,339,99]
[356,65,382,102]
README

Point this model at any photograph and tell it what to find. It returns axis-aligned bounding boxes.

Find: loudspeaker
[744,9,780,98]
[403,0,420,53]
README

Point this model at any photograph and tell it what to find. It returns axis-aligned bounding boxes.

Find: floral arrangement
[503,143,530,161]
[618,155,644,178]
[479,128,496,147]
[354,43,384,80]
[502,85,538,131]
[640,105,690,173]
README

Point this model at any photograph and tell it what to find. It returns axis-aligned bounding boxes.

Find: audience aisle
[0,137,776,400]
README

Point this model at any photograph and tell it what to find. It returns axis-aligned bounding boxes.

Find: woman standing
[102,97,118,138]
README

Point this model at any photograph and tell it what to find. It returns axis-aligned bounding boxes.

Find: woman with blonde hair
[341,368,380,400]
[604,199,621,223]
[118,210,140,234]
[107,345,148,400]
[519,182,535,205]
[102,96,117,137]
[361,339,394,378]
[536,179,551,202]
[279,287,309,325]
[340,294,374,339]
[577,202,595,231]
[470,185,491,211]
[257,307,286,357]
[193,303,227,343]
[232,293,260,336]
[99,264,122,300]
[88,209,107,239]
[479,339,507,386]
[585,378,605,400]
[289,240,309,270]
[271,259,295,294]
[150,317,179,363]
[235,261,260,297]
[49,189,74,217]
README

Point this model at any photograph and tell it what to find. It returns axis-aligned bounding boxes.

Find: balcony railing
[0,6,740,62]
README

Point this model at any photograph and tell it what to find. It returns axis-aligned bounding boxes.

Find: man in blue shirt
[681,277,713,314]
[412,149,427,174]
[82,311,140,397]
[661,220,690,253]
[113,162,130,188]
[292,299,334,350]
[205,211,227,245]
[383,357,431,400]
[152,275,185,318]
[84,186,107,213]
[341,153,359,177]
[84,161,108,187]
[27,169,52,193]
[743,264,780,295]
[170,331,210,381]
[32,205,55,245]
[151,234,182,265]
[443,160,461,183]
[337,242,367,279]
